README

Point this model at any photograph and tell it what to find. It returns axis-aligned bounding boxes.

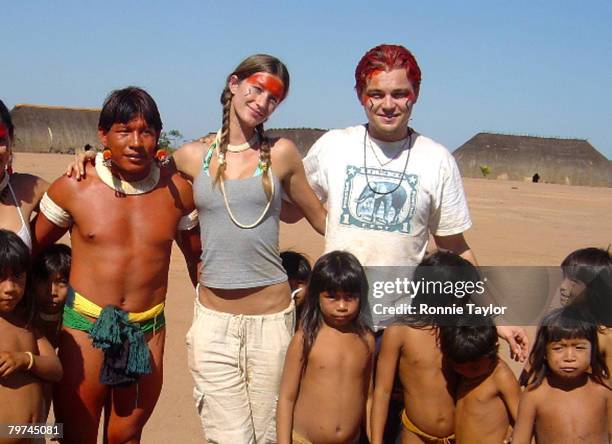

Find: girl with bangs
[277,251,374,444]
[513,307,611,443]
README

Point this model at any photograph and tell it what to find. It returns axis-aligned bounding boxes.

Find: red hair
[354,44,422,100]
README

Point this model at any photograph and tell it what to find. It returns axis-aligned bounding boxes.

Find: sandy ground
[13,152,612,443]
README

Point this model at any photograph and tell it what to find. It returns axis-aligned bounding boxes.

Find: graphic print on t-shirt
[340,165,418,233]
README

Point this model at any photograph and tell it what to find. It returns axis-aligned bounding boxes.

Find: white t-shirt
[304,125,472,327]
[304,125,472,266]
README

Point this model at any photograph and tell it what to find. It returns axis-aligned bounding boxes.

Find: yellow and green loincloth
[63,288,165,386]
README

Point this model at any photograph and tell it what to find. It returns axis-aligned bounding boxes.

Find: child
[513,307,611,443]
[0,229,63,428]
[32,243,71,348]
[559,247,612,379]
[280,250,311,316]
[439,316,520,444]
[277,251,374,444]
[370,250,481,444]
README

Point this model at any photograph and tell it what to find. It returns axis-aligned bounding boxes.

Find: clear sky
[4,1,611,158]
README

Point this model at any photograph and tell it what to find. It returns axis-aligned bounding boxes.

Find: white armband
[40,193,73,228]
[178,209,199,231]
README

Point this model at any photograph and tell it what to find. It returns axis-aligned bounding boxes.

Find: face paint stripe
[245,73,285,101]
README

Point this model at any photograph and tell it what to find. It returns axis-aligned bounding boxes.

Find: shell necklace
[95,153,160,195]
[211,131,274,229]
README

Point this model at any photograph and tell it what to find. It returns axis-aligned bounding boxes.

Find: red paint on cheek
[0,124,8,139]
[246,73,285,101]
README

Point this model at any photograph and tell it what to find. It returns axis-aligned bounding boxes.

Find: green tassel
[90,306,127,350]
[126,327,152,375]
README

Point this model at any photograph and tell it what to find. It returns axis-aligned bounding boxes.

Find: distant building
[10,104,100,154]
[454,133,611,187]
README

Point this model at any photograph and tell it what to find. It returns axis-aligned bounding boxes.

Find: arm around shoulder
[171,141,207,181]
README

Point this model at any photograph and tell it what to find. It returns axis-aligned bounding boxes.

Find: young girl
[371,250,481,444]
[559,247,612,379]
[513,307,611,443]
[31,243,72,348]
[0,229,62,429]
[277,251,374,444]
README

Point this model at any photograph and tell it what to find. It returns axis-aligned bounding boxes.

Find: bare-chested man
[32,87,200,444]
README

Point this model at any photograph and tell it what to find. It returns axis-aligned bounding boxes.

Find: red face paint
[0,123,8,139]
[245,73,285,102]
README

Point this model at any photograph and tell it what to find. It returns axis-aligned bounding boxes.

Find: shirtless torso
[513,376,611,443]
[372,325,457,444]
[32,160,199,444]
[454,359,520,444]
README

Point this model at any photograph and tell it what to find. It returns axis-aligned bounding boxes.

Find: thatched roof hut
[454,133,611,187]
[11,104,100,154]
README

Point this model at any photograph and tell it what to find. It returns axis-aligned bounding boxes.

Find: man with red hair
[303,44,474,320]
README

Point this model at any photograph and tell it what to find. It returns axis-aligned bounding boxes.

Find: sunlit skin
[0,269,63,427]
[558,277,587,306]
[32,109,201,443]
[319,290,360,329]
[512,337,611,444]
[277,290,374,444]
[99,116,159,182]
[0,271,26,315]
[230,72,286,130]
[361,68,418,142]
[452,357,520,444]
[546,338,592,380]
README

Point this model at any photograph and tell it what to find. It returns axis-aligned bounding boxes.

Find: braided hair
[213,54,290,200]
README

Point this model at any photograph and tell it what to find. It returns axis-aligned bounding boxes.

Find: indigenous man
[32,87,200,444]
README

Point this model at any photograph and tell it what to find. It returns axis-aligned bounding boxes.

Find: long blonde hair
[214,54,290,200]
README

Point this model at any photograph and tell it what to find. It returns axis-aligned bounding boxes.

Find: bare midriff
[198,281,291,315]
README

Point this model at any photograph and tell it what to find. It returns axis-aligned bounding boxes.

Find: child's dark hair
[399,251,479,327]
[0,229,33,320]
[561,247,612,327]
[280,251,311,282]
[32,244,72,282]
[300,251,369,371]
[0,99,14,140]
[520,306,608,389]
[440,315,498,365]
[98,86,163,134]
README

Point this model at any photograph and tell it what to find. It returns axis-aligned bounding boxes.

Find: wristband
[25,351,34,370]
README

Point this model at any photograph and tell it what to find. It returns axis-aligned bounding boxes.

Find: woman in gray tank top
[171,54,326,443]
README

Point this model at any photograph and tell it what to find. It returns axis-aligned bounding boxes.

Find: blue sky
[4,1,611,158]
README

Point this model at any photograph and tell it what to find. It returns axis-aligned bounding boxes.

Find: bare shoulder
[10,173,48,198]
[364,329,375,352]
[269,137,300,161]
[493,359,517,381]
[172,140,207,179]
[382,324,411,347]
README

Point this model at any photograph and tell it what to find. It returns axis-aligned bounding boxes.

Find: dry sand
[13,152,612,443]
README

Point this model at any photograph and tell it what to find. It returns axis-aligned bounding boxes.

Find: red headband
[245,73,285,101]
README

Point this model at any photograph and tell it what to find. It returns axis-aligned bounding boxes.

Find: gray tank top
[194,158,287,289]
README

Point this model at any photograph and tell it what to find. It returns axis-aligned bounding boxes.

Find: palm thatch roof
[453,133,611,187]
[11,104,100,154]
